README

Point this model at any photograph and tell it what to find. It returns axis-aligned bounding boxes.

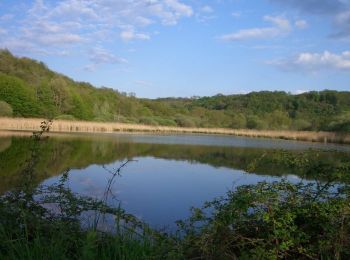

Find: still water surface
[0,132,349,229]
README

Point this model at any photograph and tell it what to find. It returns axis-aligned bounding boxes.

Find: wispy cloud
[295,20,308,29]
[331,10,350,39]
[270,0,350,39]
[269,50,350,72]
[0,0,194,71]
[85,47,128,71]
[196,4,215,22]
[201,5,214,14]
[0,14,14,21]
[89,48,128,65]
[231,12,241,18]
[269,0,345,15]
[0,0,193,53]
[0,27,7,35]
[219,15,292,41]
[120,29,150,42]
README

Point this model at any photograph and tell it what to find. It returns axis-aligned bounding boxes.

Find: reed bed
[0,117,349,144]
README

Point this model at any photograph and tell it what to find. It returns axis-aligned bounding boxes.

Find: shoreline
[0,117,349,144]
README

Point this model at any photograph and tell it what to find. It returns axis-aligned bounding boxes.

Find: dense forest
[0,49,349,132]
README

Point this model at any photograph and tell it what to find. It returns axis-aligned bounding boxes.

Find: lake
[0,132,349,230]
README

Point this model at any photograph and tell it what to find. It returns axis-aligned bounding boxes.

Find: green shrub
[0,100,13,117]
[0,73,40,117]
[230,113,247,129]
[177,181,350,259]
[175,115,196,128]
[156,118,177,126]
[246,115,267,129]
[327,113,350,132]
[55,114,76,121]
[267,110,292,130]
[139,116,159,126]
[291,118,312,130]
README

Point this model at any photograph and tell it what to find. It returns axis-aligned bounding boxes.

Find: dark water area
[1,132,349,229]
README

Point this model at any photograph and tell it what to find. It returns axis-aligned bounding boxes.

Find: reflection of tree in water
[0,122,154,240]
[1,134,350,193]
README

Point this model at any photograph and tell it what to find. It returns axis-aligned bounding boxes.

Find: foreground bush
[0,180,349,259]
[177,181,350,259]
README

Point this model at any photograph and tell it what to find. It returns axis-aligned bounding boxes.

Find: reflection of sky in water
[107,133,350,152]
[42,156,306,230]
[3,132,347,231]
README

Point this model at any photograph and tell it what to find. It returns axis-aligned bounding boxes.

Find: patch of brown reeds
[0,117,349,144]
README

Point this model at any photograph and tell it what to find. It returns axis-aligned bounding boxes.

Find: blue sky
[0,0,349,98]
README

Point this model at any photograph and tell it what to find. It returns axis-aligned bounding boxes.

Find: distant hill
[0,49,349,132]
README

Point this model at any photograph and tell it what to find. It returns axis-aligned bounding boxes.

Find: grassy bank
[0,117,350,144]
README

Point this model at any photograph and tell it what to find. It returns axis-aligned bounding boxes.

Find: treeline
[0,49,349,132]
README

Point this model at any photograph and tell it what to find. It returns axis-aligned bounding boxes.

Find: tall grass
[0,117,350,144]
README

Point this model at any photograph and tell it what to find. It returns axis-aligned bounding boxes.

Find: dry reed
[0,117,349,144]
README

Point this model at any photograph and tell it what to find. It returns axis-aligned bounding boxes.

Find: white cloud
[84,64,97,72]
[0,28,7,35]
[89,48,128,65]
[264,15,290,29]
[84,47,128,71]
[201,5,214,14]
[295,20,308,29]
[269,50,350,72]
[270,0,350,39]
[220,15,291,41]
[165,0,193,17]
[196,5,215,23]
[37,33,83,45]
[294,89,309,94]
[269,0,345,15]
[147,0,193,25]
[49,0,98,19]
[120,29,150,41]
[335,10,350,24]
[0,0,193,55]
[0,14,14,21]
[135,16,154,27]
[231,12,241,18]
[332,10,350,38]
[17,19,84,47]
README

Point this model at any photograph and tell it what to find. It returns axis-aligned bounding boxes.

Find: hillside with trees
[0,49,349,132]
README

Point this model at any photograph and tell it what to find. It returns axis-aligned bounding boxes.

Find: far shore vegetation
[1,50,350,137]
[1,117,350,144]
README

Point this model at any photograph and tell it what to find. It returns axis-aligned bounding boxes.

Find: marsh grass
[1,117,350,144]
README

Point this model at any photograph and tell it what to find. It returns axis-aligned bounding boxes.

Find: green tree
[230,113,246,129]
[0,100,13,117]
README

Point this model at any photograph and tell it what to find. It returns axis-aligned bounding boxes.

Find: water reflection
[0,132,349,228]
